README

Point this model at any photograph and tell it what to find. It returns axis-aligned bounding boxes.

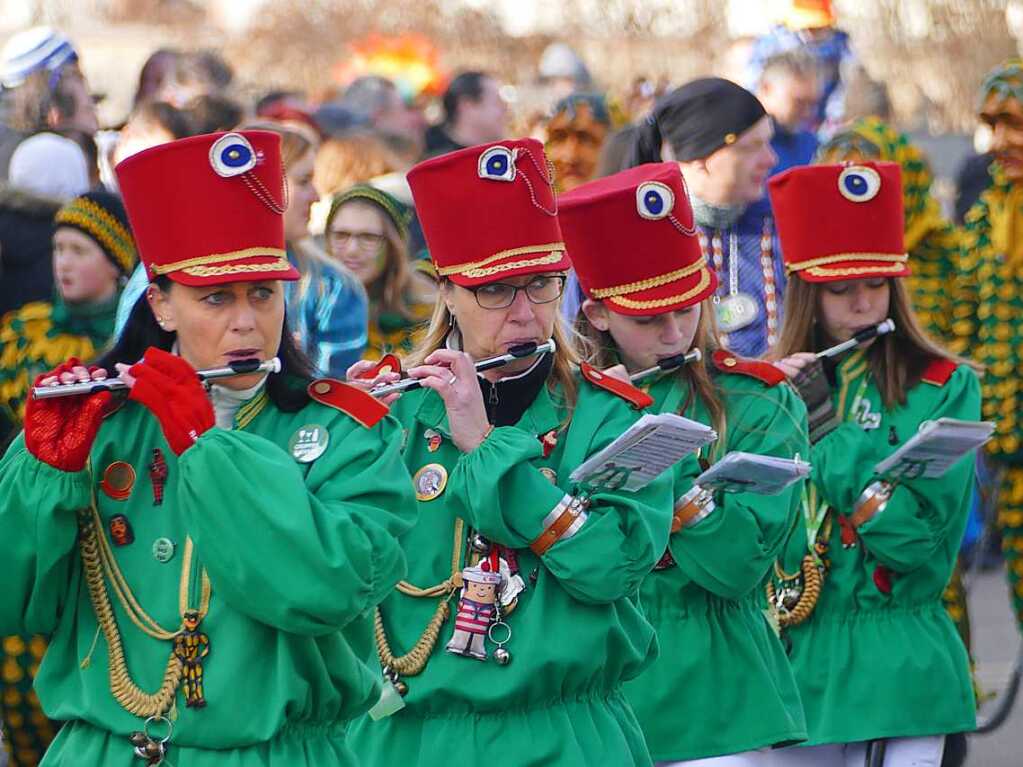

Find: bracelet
[530,494,588,556]
[850,480,894,529]
[671,484,716,532]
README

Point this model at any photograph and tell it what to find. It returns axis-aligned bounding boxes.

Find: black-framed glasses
[469,275,567,309]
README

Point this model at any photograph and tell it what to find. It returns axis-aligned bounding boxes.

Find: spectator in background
[537,42,593,104]
[310,131,404,234]
[0,27,97,180]
[544,92,610,193]
[130,47,181,110]
[744,0,854,133]
[100,100,193,189]
[248,120,368,376]
[0,133,90,318]
[0,190,136,444]
[185,92,243,134]
[155,49,233,108]
[756,50,820,175]
[325,184,434,358]
[424,71,508,157]
[339,75,425,156]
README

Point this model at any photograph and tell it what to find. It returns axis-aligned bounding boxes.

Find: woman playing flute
[0,131,416,766]
[346,138,674,766]
[768,162,980,767]
[564,162,809,766]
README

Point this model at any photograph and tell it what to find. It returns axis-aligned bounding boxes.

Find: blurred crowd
[1,1,1023,760]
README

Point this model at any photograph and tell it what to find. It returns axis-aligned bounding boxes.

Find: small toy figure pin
[149,449,168,505]
[539,429,558,458]
[446,561,503,661]
[173,610,210,708]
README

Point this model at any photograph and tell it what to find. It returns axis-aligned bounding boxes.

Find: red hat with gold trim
[558,162,716,315]
[115,130,299,286]
[768,161,909,283]
[407,138,569,286]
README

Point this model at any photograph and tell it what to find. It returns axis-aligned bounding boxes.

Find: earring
[447,312,455,329]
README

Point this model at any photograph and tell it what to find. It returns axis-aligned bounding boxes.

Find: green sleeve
[447,410,674,605]
[856,368,981,572]
[0,435,90,635]
[671,384,810,600]
[178,413,415,636]
[810,421,880,514]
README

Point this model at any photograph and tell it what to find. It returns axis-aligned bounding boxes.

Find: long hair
[770,276,980,409]
[332,198,435,321]
[407,283,580,413]
[573,297,728,452]
[95,276,316,412]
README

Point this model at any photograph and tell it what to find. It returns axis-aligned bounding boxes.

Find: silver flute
[370,339,557,397]
[31,357,282,400]
[629,348,703,384]
[816,319,895,360]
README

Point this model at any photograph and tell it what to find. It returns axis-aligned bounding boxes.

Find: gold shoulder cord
[374,518,464,677]
[78,468,211,718]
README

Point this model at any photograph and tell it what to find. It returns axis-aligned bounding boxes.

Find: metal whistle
[370,339,557,398]
[815,319,895,360]
[31,357,282,400]
[629,348,703,384]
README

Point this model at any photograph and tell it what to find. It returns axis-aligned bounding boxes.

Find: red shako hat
[558,162,716,315]
[768,161,909,283]
[407,138,569,286]
[115,130,299,286]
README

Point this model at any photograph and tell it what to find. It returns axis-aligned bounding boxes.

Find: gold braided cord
[149,247,288,275]
[77,475,212,718]
[78,508,183,717]
[606,268,712,310]
[767,555,823,628]
[459,252,566,280]
[182,258,293,278]
[786,251,908,274]
[589,256,708,298]
[375,519,464,676]
[434,242,565,277]
[803,263,909,279]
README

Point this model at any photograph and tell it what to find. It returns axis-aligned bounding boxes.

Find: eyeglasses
[469,275,567,309]
[328,229,386,253]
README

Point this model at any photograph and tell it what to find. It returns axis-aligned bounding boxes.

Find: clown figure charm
[446,562,504,661]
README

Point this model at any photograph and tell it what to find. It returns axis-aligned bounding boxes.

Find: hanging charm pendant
[446,559,503,661]
[173,610,210,708]
[715,293,759,333]
[130,715,172,766]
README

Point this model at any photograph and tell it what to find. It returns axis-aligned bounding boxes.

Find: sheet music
[569,413,717,493]
[873,418,995,480]
[696,451,810,495]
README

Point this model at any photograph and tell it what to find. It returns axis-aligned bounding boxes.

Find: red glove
[128,348,214,455]
[24,358,112,472]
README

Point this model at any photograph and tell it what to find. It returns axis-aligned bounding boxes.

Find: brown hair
[574,297,728,453]
[8,66,84,133]
[241,119,319,167]
[313,132,404,198]
[771,276,980,408]
[408,282,580,413]
[330,197,434,320]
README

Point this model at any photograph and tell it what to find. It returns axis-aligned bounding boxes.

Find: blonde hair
[771,276,979,409]
[408,283,581,413]
[313,132,404,198]
[574,297,728,452]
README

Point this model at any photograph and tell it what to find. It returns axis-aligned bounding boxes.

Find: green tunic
[623,367,809,761]
[781,351,979,746]
[347,371,674,767]
[0,385,416,766]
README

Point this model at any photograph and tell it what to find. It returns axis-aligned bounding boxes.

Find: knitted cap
[0,27,78,89]
[326,184,411,240]
[55,191,138,275]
